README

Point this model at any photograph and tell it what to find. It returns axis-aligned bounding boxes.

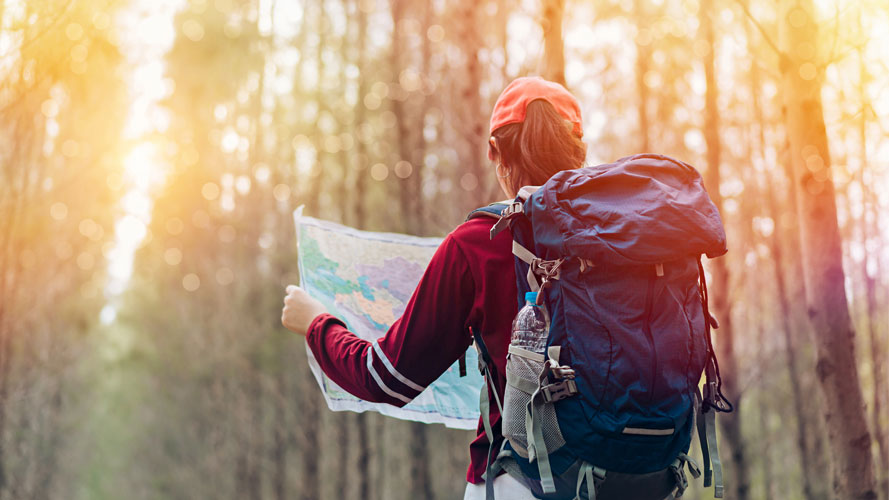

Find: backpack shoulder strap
[466,202,509,222]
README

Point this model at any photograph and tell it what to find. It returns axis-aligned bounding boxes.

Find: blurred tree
[0,0,128,496]
[779,0,877,498]
[700,2,749,498]
[541,0,566,86]
[633,0,651,152]
[856,21,888,499]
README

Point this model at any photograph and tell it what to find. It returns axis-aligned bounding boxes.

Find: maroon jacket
[306,216,517,484]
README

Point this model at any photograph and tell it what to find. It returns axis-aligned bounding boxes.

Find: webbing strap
[576,462,595,500]
[473,330,504,500]
[490,217,511,240]
[512,242,541,293]
[506,373,539,395]
[574,462,606,500]
[705,409,724,498]
[480,380,495,499]
[480,364,506,500]
[512,241,536,264]
[526,370,556,493]
[694,388,712,487]
[508,344,546,362]
[484,443,516,500]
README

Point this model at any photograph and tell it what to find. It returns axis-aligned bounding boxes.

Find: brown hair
[489,99,587,195]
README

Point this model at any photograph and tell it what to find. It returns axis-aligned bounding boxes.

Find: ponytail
[490,99,587,195]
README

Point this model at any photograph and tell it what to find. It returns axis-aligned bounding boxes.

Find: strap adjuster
[541,379,578,403]
[500,201,524,217]
[530,258,564,281]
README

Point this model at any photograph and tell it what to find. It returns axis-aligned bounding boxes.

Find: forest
[0,0,886,499]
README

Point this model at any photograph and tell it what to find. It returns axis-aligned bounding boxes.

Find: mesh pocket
[502,354,566,458]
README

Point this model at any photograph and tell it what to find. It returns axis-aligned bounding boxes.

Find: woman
[282,77,587,499]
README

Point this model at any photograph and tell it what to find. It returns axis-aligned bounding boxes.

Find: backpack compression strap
[695,256,731,499]
[471,327,504,500]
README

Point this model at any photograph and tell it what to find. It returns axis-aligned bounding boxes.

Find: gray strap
[705,408,724,498]
[681,452,702,479]
[526,370,556,493]
[547,346,561,364]
[695,388,712,487]
[485,442,520,500]
[478,359,504,500]
[576,462,594,500]
[574,462,606,500]
[512,241,536,264]
[512,241,541,293]
[490,217,510,239]
[508,344,545,362]
[507,373,539,395]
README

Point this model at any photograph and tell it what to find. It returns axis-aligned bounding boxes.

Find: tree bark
[540,0,566,86]
[779,1,877,498]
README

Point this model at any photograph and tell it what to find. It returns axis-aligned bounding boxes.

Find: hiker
[282,76,728,500]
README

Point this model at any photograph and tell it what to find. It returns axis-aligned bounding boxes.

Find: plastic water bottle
[511,291,548,354]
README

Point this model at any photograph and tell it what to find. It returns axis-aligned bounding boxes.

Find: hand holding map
[294,207,483,430]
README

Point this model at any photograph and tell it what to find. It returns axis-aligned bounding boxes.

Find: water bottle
[510,291,548,354]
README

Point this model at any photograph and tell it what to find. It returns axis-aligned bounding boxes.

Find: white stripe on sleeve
[372,341,427,393]
[366,349,413,404]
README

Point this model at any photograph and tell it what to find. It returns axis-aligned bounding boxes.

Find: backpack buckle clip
[541,379,578,403]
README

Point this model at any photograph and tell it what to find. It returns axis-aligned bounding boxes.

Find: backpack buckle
[541,379,578,403]
[500,201,524,217]
[490,202,525,239]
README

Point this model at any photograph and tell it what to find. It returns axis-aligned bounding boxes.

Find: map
[294,208,483,430]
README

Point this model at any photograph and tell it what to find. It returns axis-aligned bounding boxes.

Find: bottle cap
[525,291,538,304]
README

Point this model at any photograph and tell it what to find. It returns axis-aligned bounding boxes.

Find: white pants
[463,474,536,500]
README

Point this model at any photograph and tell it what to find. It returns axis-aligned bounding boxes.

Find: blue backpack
[468,154,733,500]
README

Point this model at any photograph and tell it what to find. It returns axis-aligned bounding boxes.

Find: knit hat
[488,76,583,137]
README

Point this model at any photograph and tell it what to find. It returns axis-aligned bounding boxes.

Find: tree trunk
[408,421,433,499]
[540,0,566,86]
[633,0,650,152]
[753,274,776,500]
[766,179,827,499]
[390,0,414,234]
[779,1,877,498]
[353,0,369,229]
[748,21,825,494]
[857,34,889,500]
[356,413,370,500]
[454,0,486,215]
[305,1,326,217]
[299,374,321,500]
[700,2,748,497]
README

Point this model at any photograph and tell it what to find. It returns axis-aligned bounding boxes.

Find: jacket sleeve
[305,232,475,407]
